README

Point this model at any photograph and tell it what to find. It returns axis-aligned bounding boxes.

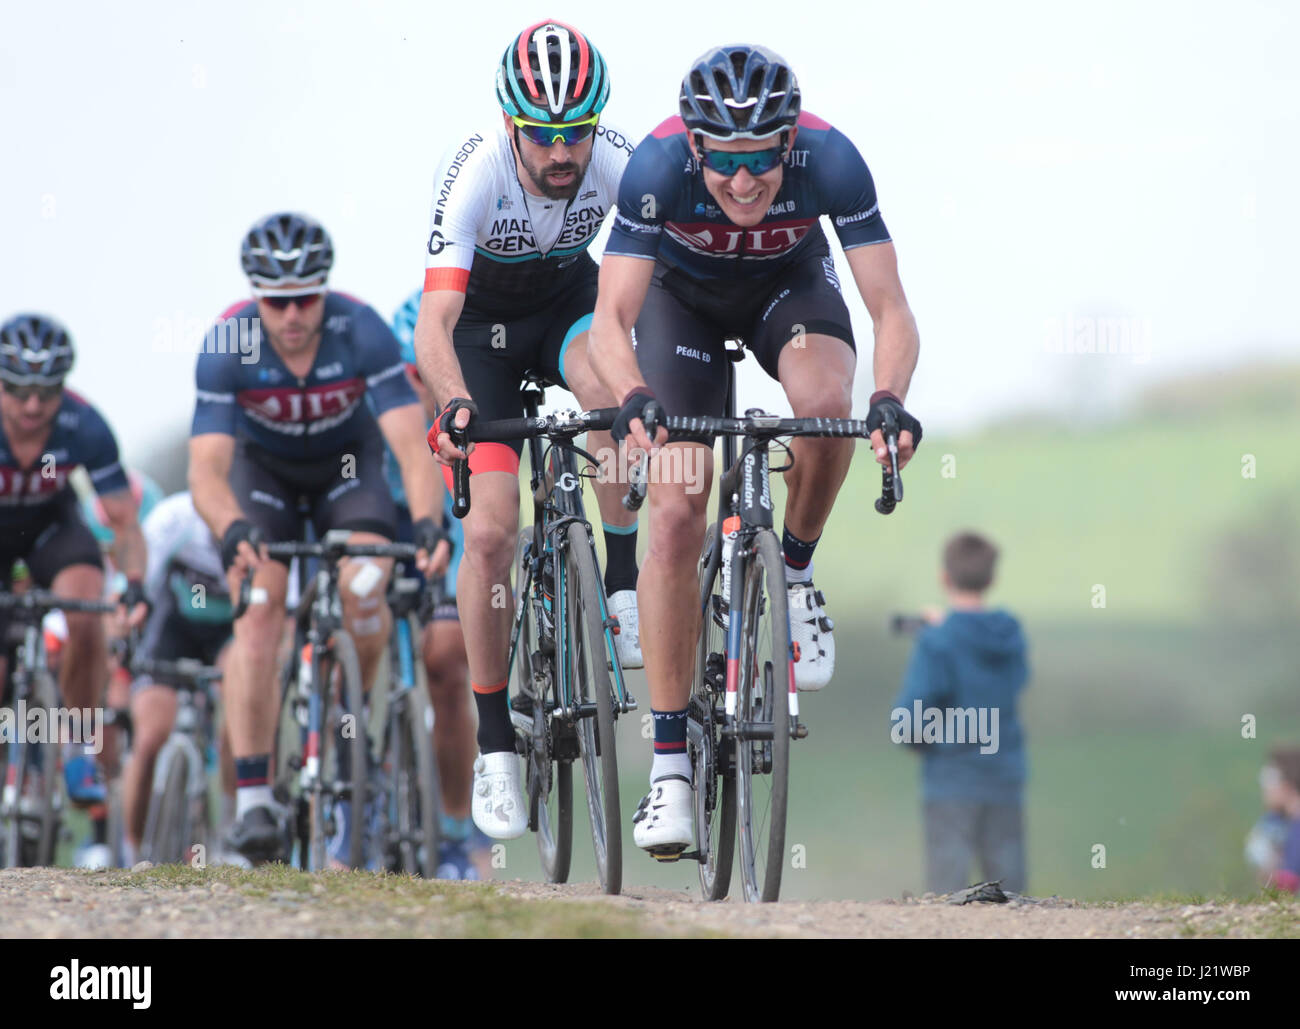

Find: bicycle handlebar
[132,656,223,687]
[0,591,118,615]
[230,539,419,619]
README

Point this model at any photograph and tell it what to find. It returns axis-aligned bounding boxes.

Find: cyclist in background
[0,314,149,827]
[588,46,923,857]
[71,468,163,868]
[383,291,479,879]
[189,213,449,865]
[118,489,237,868]
[419,21,640,840]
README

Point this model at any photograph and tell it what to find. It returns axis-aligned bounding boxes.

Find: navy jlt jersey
[191,292,418,460]
[0,390,128,524]
[605,111,891,277]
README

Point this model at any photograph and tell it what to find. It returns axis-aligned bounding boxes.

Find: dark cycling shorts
[633,244,856,439]
[0,493,105,649]
[132,591,233,695]
[231,422,398,564]
[454,258,598,466]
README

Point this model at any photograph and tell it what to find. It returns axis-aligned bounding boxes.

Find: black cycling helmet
[679,45,801,140]
[496,20,609,123]
[240,212,334,290]
[0,313,75,386]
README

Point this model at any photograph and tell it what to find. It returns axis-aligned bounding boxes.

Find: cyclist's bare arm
[379,403,439,525]
[188,433,244,539]
[845,241,921,465]
[590,254,658,452]
[413,290,474,460]
[97,487,146,583]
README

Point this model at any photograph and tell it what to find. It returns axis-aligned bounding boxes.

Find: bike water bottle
[719,515,741,607]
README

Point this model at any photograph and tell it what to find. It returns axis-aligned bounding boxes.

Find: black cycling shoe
[223,805,289,865]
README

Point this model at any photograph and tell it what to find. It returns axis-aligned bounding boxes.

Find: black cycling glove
[611,388,664,444]
[220,519,262,572]
[865,390,923,449]
[412,517,452,560]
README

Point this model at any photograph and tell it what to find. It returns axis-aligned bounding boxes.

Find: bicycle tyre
[734,528,791,903]
[274,648,310,869]
[692,523,736,901]
[513,528,573,884]
[142,743,189,865]
[32,668,63,867]
[394,615,440,877]
[310,630,367,870]
[564,521,621,896]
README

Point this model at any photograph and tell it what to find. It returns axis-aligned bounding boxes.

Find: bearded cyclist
[0,315,149,817]
[588,45,923,857]
[189,213,450,865]
[419,21,640,841]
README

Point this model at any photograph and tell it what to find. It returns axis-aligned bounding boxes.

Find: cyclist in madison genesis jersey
[589,46,923,855]
[0,314,149,809]
[419,21,641,840]
[189,213,451,863]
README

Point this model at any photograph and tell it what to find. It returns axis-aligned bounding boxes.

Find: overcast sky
[2,0,1296,462]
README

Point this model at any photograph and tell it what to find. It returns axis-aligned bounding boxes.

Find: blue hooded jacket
[893,610,1029,804]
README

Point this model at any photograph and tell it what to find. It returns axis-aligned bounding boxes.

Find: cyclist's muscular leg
[336,531,395,691]
[422,618,472,820]
[122,684,179,849]
[455,470,518,694]
[640,443,714,714]
[226,561,288,759]
[777,335,856,540]
[49,563,108,713]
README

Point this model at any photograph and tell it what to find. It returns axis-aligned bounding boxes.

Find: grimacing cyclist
[419,21,639,840]
[587,45,923,856]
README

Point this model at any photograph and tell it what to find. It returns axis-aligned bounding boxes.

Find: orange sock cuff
[472,678,508,695]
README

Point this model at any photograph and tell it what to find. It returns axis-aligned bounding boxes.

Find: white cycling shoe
[787,580,836,691]
[607,589,643,669]
[632,775,694,859]
[472,751,528,840]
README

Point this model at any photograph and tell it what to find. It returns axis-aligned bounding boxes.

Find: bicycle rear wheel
[513,528,573,883]
[692,523,736,901]
[734,529,791,902]
[31,669,63,867]
[311,631,368,870]
[564,522,621,896]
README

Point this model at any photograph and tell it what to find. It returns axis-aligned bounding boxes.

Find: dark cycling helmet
[0,313,75,386]
[496,20,609,123]
[679,45,801,140]
[240,212,334,289]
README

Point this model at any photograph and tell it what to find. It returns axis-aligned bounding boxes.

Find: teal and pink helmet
[495,20,609,123]
[81,469,164,548]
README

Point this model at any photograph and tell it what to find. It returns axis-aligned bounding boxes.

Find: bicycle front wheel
[563,521,621,896]
[393,617,440,877]
[311,631,368,871]
[513,528,572,884]
[692,523,736,901]
[142,743,189,864]
[734,529,791,903]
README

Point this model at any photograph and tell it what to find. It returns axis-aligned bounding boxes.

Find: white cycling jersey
[422,121,635,312]
[143,492,227,620]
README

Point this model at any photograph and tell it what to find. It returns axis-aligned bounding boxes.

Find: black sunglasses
[3,381,63,402]
[262,292,324,311]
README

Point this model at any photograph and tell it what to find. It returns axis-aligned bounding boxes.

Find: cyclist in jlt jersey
[420,21,640,841]
[589,46,923,856]
[0,314,149,810]
[189,213,451,864]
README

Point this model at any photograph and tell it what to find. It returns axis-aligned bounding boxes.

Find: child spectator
[894,531,1029,894]
[1264,747,1300,893]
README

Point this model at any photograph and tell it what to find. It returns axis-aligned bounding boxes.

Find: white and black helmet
[0,313,75,386]
[240,212,334,290]
[679,45,801,141]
